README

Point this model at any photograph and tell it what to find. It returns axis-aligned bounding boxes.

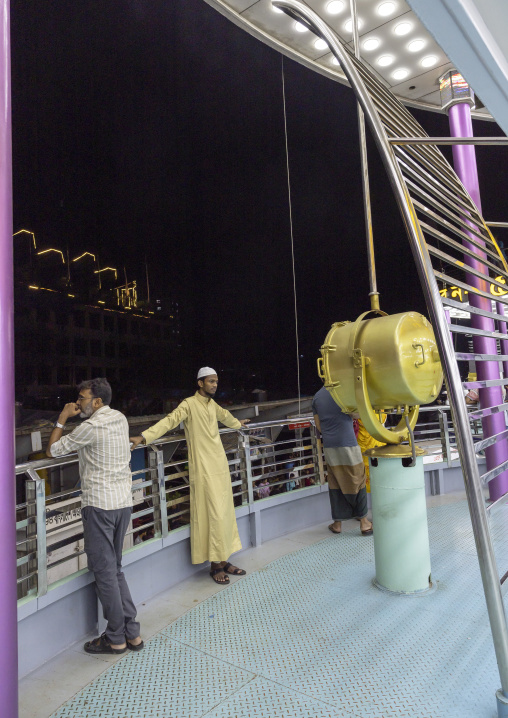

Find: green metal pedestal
[369,449,432,594]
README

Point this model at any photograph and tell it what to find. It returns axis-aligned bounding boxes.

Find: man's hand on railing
[129,436,145,450]
[239,419,250,427]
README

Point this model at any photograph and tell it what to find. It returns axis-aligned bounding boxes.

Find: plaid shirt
[49,406,133,510]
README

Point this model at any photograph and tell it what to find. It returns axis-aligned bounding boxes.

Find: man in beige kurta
[130,367,250,584]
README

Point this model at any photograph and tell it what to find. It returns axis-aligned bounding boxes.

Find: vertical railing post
[0,0,17,713]
[310,422,325,485]
[239,431,254,506]
[27,469,47,597]
[150,446,168,539]
[438,410,452,468]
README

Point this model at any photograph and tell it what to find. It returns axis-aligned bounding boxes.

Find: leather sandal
[223,562,246,576]
[84,633,127,655]
[210,567,229,584]
[128,639,144,651]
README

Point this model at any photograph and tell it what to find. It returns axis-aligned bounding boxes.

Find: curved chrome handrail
[274,0,508,697]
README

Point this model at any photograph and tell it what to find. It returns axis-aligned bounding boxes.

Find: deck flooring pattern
[50,500,508,718]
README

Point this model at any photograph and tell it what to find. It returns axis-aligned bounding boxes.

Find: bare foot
[360,517,373,535]
[328,522,342,534]
[210,562,230,584]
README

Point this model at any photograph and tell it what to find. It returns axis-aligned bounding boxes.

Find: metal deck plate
[51,501,508,717]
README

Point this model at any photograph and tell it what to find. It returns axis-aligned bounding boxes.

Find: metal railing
[15,416,325,601]
[274,0,508,702]
[14,405,474,602]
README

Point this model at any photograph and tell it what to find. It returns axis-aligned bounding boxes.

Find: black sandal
[210,567,230,584]
[84,633,127,655]
[223,562,246,576]
[127,639,144,651]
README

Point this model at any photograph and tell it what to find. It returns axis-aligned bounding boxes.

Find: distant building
[15,284,181,399]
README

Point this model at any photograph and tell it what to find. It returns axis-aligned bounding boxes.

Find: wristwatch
[55,421,65,429]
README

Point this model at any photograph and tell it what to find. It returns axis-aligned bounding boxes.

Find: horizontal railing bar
[487,222,508,228]
[166,509,189,520]
[16,517,36,530]
[43,488,82,503]
[47,551,86,570]
[425,225,507,276]
[428,245,508,294]
[390,137,508,145]
[442,297,508,323]
[166,499,190,512]
[435,271,508,309]
[15,455,79,475]
[481,459,508,485]
[476,429,508,454]
[486,490,508,513]
[406,178,486,234]
[469,402,508,420]
[248,438,310,452]
[464,379,508,389]
[392,143,469,202]
[46,518,83,536]
[164,485,190,497]
[455,352,508,362]
[415,200,493,247]
[17,572,36,584]
[358,71,464,182]
[129,521,156,536]
[16,553,36,567]
[397,154,475,216]
[407,178,486,233]
[131,507,155,521]
[448,324,508,341]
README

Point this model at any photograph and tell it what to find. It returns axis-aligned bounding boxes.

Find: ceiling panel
[204,0,494,117]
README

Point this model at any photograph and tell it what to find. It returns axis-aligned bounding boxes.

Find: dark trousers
[82,506,140,645]
[329,487,368,521]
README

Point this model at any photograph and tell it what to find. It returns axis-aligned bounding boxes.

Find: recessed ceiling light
[326,0,345,14]
[407,39,425,53]
[393,22,412,36]
[377,2,396,16]
[377,55,395,67]
[344,18,364,33]
[331,56,340,66]
[421,55,438,67]
[363,38,380,52]
[392,68,409,80]
[294,21,308,33]
[271,4,283,12]
[314,38,328,50]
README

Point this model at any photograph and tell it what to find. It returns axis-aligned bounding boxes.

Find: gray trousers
[82,506,140,645]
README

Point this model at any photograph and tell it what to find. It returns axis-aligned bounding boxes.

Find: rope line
[281,56,302,416]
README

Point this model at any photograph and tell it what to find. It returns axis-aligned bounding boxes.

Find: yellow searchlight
[317,309,443,445]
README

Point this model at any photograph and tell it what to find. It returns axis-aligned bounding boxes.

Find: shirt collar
[195,391,211,404]
[88,405,108,421]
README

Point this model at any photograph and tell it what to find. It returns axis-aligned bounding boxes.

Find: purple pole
[448,102,508,501]
[0,1,18,715]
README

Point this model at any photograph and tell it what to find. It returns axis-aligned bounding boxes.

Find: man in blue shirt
[312,386,373,536]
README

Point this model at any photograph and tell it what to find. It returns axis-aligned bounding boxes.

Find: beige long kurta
[141,392,242,564]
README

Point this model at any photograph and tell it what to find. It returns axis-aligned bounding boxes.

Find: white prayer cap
[197,367,217,380]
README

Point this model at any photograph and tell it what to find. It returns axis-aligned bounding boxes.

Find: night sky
[10,0,508,398]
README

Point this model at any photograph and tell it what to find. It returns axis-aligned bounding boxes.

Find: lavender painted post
[0,1,18,716]
[448,101,508,501]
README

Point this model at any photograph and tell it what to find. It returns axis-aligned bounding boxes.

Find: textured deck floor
[23,495,508,718]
